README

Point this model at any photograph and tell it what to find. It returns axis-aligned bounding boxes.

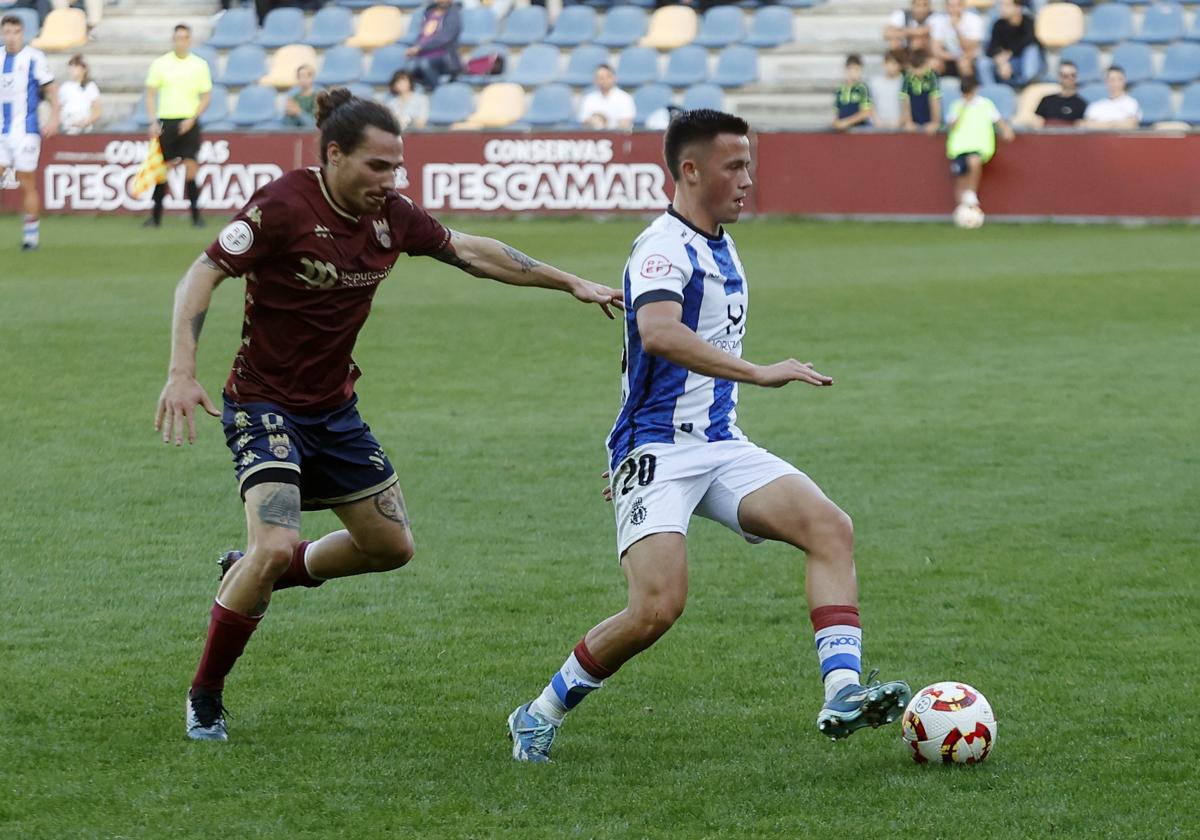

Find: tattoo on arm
[258,484,301,531]
[373,487,410,529]
[501,244,540,273]
[431,231,478,273]
[190,309,207,343]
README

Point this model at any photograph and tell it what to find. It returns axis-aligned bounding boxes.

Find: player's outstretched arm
[154,254,228,446]
[638,300,834,389]
[431,229,624,319]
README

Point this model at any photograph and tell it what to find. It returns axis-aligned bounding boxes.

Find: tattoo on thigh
[373,487,409,528]
[258,485,301,531]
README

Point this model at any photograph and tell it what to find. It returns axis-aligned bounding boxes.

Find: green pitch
[1,215,1196,839]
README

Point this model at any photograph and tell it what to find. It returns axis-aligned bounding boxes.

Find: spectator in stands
[946,74,1014,211]
[901,48,941,133]
[980,0,1040,88]
[579,64,636,131]
[833,54,873,131]
[885,0,934,57]
[58,53,101,134]
[406,0,463,92]
[870,50,906,129]
[284,64,318,128]
[461,0,513,25]
[1033,61,1087,127]
[386,70,429,131]
[931,0,984,78]
[1081,66,1141,130]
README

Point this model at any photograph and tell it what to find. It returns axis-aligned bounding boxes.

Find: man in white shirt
[1082,66,1141,130]
[578,64,636,130]
[885,0,934,54]
[930,0,984,77]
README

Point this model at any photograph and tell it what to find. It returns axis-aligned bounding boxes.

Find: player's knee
[361,530,415,572]
[247,538,298,582]
[632,593,686,641]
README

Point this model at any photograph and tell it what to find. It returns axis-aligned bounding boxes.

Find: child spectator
[901,48,942,133]
[945,74,1015,211]
[58,53,101,134]
[386,70,430,131]
[283,64,317,128]
[833,54,873,131]
[870,50,906,129]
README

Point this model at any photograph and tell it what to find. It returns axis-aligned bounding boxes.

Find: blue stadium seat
[692,6,746,48]
[978,83,1017,120]
[1136,2,1184,43]
[661,44,709,87]
[316,46,363,86]
[337,0,419,7]
[1081,4,1133,45]
[426,81,475,125]
[304,6,354,48]
[594,6,649,48]
[617,46,659,87]
[122,96,151,131]
[940,85,962,122]
[743,5,793,48]
[496,5,548,46]
[1189,13,1200,42]
[681,82,724,111]
[255,7,305,49]
[192,45,219,76]
[524,83,576,127]
[1114,0,1151,5]
[1079,81,1108,103]
[1131,81,1172,123]
[363,44,410,85]
[205,84,231,123]
[207,7,256,49]
[1158,42,1200,84]
[632,82,672,125]
[1178,82,1200,123]
[346,82,376,99]
[546,5,598,47]
[508,43,561,86]
[779,0,818,6]
[1058,43,1103,84]
[219,44,267,87]
[1110,42,1154,84]
[460,7,499,46]
[459,45,510,85]
[230,85,279,127]
[711,45,758,87]
[397,11,426,45]
[561,44,611,86]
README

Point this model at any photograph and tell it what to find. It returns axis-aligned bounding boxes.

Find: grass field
[1,214,1197,839]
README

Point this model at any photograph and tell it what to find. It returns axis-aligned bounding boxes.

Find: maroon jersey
[205,168,450,411]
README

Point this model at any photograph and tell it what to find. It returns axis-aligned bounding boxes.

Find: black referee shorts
[159,118,203,162]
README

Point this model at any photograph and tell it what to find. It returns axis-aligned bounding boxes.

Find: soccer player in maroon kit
[155,88,623,741]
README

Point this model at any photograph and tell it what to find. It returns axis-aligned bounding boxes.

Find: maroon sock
[574,637,618,680]
[272,540,324,591]
[191,602,263,693]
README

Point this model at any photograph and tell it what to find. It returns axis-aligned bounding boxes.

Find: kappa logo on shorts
[639,254,672,279]
[239,450,260,468]
[629,496,647,526]
[268,433,292,459]
[233,411,251,431]
[219,220,254,256]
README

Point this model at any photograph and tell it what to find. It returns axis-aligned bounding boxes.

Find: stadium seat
[205,84,231,124]
[711,45,758,87]
[1158,42,1200,84]
[523,83,576,127]
[617,46,660,87]
[347,6,406,49]
[546,5,597,47]
[640,5,698,51]
[1177,82,1200,123]
[460,7,499,46]
[681,82,724,110]
[219,44,267,87]
[622,0,657,7]
[1058,43,1103,84]
[120,95,151,131]
[397,10,426,45]
[693,6,746,48]
[1136,3,1184,43]
[979,83,1017,120]
[1079,81,1108,103]
[255,7,305,49]
[304,6,355,48]
[337,0,416,6]
[192,45,220,76]
[743,5,793,48]
[661,44,709,87]
[940,85,962,121]
[455,81,525,128]
[206,7,256,49]
[316,46,364,86]
[508,43,561,86]
[1131,81,1172,124]
[346,82,376,99]
[496,5,548,46]
[562,44,611,86]
[1035,3,1084,48]
[595,6,649,48]
[426,81,476,125]
[1114,0,1151,5]
[632,82,673,125]
[1013,81,1060,127]
[31,8,86,51]
[1110,42,1154,85]
[363,44,410,84]
[1080,3,1132,45]
[4,7,39,39]
[230,85,279,127]
[1188,14,1200,42]
[459,45,510,85]
[261,44,319,88]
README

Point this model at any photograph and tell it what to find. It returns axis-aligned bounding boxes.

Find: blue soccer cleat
[186,689,229,741]
[507,703,558,763]
[816,669,911,741]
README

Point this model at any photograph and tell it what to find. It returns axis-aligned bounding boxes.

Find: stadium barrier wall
[4,131,1197,220]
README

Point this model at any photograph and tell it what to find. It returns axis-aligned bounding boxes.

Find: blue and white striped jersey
[1,46,54,136]
[607,208,750,470]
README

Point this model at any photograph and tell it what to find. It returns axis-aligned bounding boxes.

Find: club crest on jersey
[640,254,671,279]
[373,219,392,249]
[629,497,647,525]
[219,221,254,255]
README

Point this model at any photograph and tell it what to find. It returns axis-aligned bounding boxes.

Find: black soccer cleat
[218,550,244,580]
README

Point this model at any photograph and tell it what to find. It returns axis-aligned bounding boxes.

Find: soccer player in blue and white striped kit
[508,110,910,762]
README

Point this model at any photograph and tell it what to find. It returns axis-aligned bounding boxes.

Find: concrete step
[729,90,831,129]
[92,14,214,47]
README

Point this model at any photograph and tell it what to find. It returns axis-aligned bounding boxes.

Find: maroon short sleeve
[389,194,451,257]
[205,189,286,277]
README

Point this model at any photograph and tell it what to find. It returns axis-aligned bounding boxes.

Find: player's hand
[752,360,834,389]
[601,470,613,503]
[155,375,220,446]
[571,278,625,320]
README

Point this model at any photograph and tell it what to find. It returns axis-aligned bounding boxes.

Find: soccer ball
[953,203,985,229]
[901,681,997,765]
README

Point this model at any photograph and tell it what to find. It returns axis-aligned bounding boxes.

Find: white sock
[301,541,326,581]
[962,189,979,207]
[824,668,860,701]
[528,651,604,726]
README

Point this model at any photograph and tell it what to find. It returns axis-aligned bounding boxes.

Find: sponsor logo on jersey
[373,219,392,249]
[313,224,332,240]
[219,220,254,255]
[640,254,671,279]
[295,256,339,289]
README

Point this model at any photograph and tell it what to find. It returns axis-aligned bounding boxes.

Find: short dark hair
[960,74,979,95]
[174,23,191,35]
[1,14,23,29]
[846,53,863,68]
[662,108,749,181]
[596,63,614,74]
[389,69,412,89]
[1059,60,1077,72]
[314,87,402,164]
[1107,65,1126,77]
[884,49,907,67]
[909,47,929,66]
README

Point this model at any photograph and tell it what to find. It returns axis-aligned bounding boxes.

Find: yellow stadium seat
[261,44,319,88]
[640,5,698,51]
[453,82,525,129]
[31,8,87,51]
[1013,82,1059,127]
[1035,3,1084,49]
[965,0,993,9]
[347,6,407,50]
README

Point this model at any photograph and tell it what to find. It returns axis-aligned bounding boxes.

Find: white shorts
[610,439,802,557]
[0,133,41,173]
